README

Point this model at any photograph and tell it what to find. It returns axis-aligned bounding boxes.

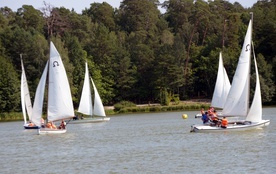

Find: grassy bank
[111,100,210,114]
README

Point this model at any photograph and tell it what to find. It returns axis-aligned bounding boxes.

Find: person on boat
[210,110,220,126]
[51,122,57,129]
[221,117,228,128]
[59,120,66,129]
[208,107,214,113]
[200,108,205,115]
[41,118,45,128]
[46,122,52,129]
[28,121,34,127]
[201,112,209,124]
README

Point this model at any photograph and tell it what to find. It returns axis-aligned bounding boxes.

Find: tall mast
[247,12,253,114]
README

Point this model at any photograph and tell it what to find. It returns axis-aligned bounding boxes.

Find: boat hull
[23,123,40,129]
[190,120,270,133]
[69,117,110,124]
[38,128,67,134]
[24,126,40,129]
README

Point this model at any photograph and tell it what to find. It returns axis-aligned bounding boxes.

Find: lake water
[0,108,275,174]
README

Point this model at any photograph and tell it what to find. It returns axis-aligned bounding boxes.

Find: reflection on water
[0,108,275,174]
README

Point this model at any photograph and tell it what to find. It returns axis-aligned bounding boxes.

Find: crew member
[221,117,228,128]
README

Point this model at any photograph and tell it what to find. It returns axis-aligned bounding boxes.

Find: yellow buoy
[182,114,188,119]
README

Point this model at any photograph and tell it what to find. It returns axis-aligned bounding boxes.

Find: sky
[1,0,259,14]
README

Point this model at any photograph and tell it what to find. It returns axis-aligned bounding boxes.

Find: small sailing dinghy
[71,62,110,124]
[191,13,270,132]
[194,52,231,118]
[31,41,75,134]
[20,55,39,129]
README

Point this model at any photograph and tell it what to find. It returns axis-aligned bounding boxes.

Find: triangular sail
[246,44,262,122]
[20,57,33,124]
[211,52,231,109]
[91,77,106,117]
[31,62,48,127]
[222,20,252,117]
[21,73,27,124]
[78,62,93,116]
[47,41,75,121]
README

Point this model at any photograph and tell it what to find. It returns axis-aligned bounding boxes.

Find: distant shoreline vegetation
[2,101,275,122]
[0,100,210,122]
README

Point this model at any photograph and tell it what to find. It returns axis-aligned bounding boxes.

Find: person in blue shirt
[202,111,209,124]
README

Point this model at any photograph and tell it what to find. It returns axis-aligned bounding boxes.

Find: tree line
[0,0,275,113]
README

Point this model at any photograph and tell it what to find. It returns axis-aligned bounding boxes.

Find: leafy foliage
[0,0,275,114]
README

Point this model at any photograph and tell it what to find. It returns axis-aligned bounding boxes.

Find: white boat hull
[190,120,270,133]
[38,128,67,134]
[69,117,110,124]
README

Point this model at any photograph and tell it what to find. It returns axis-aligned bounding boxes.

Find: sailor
[201,112,209,124]
[210,110,219,126]
[51,122,57,129]
[200,108,205,115]
[59,120,66,129]
[46,122,52,129]
[28,121,34,127]
[221,117,228,128]
[41,118,45,128]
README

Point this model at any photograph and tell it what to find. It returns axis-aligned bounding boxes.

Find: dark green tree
[83,2,116,31]
[0,56,20,112]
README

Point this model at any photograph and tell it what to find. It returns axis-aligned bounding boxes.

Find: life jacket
[221,119,228,126]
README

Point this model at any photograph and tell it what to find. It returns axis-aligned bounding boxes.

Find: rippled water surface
[0,108,275,174]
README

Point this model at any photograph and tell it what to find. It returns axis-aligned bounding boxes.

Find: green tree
[63,36,87,106]
[83,2,116,31]
[0,56,20,112]
[15,5,45,33]
[113,32,137,102]
[254,53,275,103]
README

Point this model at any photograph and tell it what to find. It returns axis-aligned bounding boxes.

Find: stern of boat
[190,124,197,132]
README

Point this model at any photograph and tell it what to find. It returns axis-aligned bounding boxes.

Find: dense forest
[0,0,275,113]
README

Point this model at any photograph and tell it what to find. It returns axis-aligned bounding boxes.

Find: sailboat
[70,62,110,124]
[191,13,270,132]
[194,52,231,118]
[31,41,75,134]
[20,55,39,129]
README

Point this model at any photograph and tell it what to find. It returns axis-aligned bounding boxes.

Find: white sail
[222,20,252,117]
[21,73,27,124]
[47,41,75,121]
[246,47,262,122]
[31,62,48,127]
[91,77,106,117]
[20,58,33,124]
[78,62,93,116]
[211,52,231,109]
